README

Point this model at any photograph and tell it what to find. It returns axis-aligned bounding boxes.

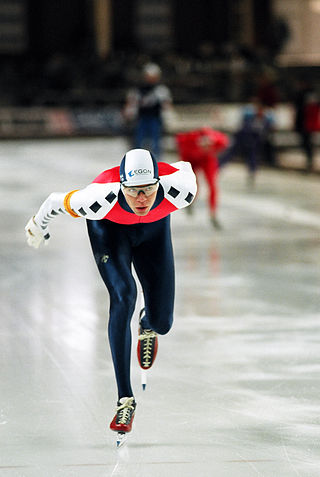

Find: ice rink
[1,137,320,477]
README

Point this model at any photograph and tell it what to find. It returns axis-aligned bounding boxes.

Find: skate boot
[110,396,136,434]
[137,308,158,369]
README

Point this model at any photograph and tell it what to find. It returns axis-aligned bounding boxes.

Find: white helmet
[119,149,159,186]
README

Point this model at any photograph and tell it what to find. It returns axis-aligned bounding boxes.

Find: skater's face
[122,183,158,216]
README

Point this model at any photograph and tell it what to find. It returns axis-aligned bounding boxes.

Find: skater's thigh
[134,218,174,289]
[133,219,174,331]
[87,220,136,299]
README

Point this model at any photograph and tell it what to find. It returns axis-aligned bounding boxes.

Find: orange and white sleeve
[33,183,120,233]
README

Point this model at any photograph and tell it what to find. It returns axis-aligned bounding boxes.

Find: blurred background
[0,0,319,172]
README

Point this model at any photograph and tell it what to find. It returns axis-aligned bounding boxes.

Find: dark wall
[111,0,135,51]
[28,0,92,57]
[173,0,231,55]
[25,0,274,59]
[253,0,272,48]
[111,0,232,55]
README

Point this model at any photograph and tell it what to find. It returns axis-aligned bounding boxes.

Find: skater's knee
[152,313,173,335]
[115,295,136,317]
[110,285,136,320]
[156,323,172,335]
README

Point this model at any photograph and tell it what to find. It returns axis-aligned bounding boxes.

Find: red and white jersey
[34,161,197,231]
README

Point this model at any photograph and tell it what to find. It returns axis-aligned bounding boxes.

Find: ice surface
[1,137,320,476]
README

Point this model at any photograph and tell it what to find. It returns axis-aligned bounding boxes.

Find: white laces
[116,397,135,424]
[138,329,157,366]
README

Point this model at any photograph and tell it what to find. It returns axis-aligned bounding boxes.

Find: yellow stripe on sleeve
[63,190,80,218]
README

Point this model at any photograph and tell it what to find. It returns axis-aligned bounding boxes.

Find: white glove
[25,216,50,249]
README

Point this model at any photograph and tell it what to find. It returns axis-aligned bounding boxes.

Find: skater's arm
[25,183,120,248]
[25,191,67,248]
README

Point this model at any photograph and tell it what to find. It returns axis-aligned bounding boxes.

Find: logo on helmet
[128,169,152,177]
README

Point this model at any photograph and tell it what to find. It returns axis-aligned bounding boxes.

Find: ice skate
[137,308,158,372]
[109,397,136,447]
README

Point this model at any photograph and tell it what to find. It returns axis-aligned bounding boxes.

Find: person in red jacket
[176,127,229,229]
[25,148,196,441]
[293,78,320,172]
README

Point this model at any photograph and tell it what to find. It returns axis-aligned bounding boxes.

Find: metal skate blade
[141,369,147,390]
[116,432,127,447]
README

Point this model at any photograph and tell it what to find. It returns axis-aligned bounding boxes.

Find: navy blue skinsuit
[87,215,174,398]
[31,158,196,401]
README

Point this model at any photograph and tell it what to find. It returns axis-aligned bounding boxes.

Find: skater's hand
[25,216,50,249]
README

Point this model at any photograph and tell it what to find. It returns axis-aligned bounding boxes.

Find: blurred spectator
[123,62,172,158]
[256,70,280,108]
[255,70,280,166]
[219,98,275,186]
[293,78,319,172]
[176,127,229,229]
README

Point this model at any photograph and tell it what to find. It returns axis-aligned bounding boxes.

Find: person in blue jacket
[219,97,275,185]
[123,63,172,158]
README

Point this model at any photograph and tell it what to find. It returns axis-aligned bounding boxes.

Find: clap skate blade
[116,431,128,447]
[141,368,147,390]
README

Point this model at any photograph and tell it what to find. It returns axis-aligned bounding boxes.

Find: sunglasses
[121,182,159,198]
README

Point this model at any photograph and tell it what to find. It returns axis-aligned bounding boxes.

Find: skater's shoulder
[162,161,195,175]
[158,161,196,183]
[158,162,179,176]
[159,161,197,206]
[172,160,194,171]
[92,166,120,184]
